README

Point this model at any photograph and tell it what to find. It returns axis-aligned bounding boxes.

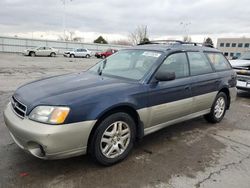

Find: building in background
[217,38,250,59]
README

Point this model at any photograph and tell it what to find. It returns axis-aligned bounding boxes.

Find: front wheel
[204,92,227,123]
[70,54,75,58]
[30,52,36,57]
[86,54,90,58]
[89,112,136,165]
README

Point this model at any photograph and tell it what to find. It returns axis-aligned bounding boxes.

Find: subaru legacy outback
[4,40,237,165]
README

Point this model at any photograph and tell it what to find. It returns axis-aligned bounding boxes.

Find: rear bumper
[3,103,96,159]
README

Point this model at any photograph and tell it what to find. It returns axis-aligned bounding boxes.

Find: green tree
[94,36,108,44]
[204,37,214,47]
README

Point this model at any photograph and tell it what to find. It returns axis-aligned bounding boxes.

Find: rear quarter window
[206,53,231,71]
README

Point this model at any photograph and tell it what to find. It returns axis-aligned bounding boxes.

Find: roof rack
[138,40,214,48]
[138,40,183,45]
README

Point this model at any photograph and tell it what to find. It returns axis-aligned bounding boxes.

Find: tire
[101,55,106,59]
[204,92,227,123]
[50,52,56,57]
[30,51,36,57]
[86,54,90,58]
[70,54,75,58]
[89,112,136,165]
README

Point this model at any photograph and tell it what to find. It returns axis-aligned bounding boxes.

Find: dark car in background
[230,52,250,91]
[95,48,118,59]
[4,40,237,165]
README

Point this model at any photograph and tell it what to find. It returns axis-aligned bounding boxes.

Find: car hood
[229,59,250,67]
[14,72,137,113]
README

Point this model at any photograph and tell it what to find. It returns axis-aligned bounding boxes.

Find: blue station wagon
[4,40,237,165]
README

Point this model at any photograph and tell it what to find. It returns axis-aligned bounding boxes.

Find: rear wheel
[86,54,90,58]
[204,92,227,123]
[101,55,106,59]
[50,52,56,57]
[70,54,75,58]
[89,112,136,165]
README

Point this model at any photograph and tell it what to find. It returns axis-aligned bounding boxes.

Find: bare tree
[129,25,149,45]
[57,31,83,42]
[183,35,192,42]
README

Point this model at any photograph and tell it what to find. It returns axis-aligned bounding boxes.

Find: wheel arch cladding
[87,105,144,153]
[218,87,230,109]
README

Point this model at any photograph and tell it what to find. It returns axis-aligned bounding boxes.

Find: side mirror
[155,71,176,82]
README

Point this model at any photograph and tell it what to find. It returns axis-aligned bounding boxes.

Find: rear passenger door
[187,52,219,113]
[147,52,192,127]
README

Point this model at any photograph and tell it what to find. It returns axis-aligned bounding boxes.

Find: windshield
[89,49,162,80]
[239,52,250,60]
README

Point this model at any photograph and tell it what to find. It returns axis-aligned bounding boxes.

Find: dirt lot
[0,53,250,188]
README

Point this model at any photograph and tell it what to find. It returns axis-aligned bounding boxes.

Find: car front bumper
[22,51,30,56]
[3,103,96,159]
[236,75,250,91]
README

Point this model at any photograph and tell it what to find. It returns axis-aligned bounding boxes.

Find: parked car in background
[230,52,250,91]
[95,48,118,59]
[23,47,58,57]
[64,48,91,58]
[4,40,237,165]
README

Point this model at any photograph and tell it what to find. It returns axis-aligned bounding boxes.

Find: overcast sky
[1,0,250,42]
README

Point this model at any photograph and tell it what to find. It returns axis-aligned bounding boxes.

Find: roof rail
[138,40,214,48]
[138,40,184,45]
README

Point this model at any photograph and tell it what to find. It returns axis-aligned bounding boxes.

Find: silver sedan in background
[23,47,59,57]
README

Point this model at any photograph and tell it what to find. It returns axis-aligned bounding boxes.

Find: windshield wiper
[97,59,107,76]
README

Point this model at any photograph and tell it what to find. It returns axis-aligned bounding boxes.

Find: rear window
[206,53,231,71]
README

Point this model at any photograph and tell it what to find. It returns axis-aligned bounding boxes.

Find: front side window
[89,50,162,80]
[187,52,213,76]
[206,53,231,71]
[158,53,189,79]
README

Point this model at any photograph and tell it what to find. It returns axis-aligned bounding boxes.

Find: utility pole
[61,0,73,41]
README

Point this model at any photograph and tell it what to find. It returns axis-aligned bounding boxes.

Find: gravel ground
[0,53,250,188]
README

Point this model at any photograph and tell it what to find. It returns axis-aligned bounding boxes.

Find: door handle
[184,86,191,90]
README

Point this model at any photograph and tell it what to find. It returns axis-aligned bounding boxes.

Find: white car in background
[230,52,250,91]
[64,48,91,58]
[23,47,58,57]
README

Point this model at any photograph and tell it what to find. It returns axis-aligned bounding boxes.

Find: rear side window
[159,53,189,79]
[206,53,231,71]
[187,52,213,76]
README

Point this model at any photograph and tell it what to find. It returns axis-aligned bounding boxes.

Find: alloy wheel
[100,121,131,159]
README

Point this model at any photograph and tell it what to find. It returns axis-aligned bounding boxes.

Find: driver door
[146,52,192,127]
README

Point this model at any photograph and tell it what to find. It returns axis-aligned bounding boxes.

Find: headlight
[29,106,70,124]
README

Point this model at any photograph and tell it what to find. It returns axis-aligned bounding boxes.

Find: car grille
[10,96,27,118]
[234,66,250,76]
